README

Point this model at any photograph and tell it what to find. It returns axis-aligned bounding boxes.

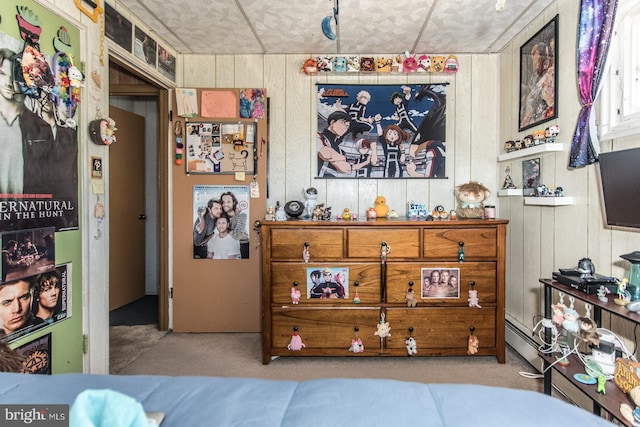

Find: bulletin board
[171,88,267,333]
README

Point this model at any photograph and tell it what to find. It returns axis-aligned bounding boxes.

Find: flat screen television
[598,147,640,228]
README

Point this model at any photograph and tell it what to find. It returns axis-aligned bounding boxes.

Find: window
[598,1,640,141]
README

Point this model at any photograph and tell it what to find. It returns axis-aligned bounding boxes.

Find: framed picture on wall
[104,2,132,52]
[518,15,558,132]
[522,158,541,196]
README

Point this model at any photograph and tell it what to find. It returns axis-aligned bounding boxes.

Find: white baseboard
[506,321,541,372]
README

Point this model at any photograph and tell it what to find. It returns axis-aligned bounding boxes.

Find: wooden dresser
[260,218,508,364]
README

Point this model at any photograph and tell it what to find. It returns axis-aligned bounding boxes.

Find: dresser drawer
[385,262,496,304]
[270,263,381,304]
[385,307,496,350]
[347,228,420,259]
[423,227,497,259]
[271,307,381,353]
[270,228,344,260]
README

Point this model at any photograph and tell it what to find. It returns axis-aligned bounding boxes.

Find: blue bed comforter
[0,373,612,426]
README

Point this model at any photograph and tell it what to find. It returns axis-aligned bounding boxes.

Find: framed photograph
[522,158,541,196]
[134,26,157,67]
[104,3,132,52]
[306,267,349,299]
[518,15,558,132]
[421,267,460,298]
[158,45,176,81]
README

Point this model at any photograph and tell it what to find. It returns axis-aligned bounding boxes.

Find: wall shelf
[524,197,573,206]
[497,143,564,162]
[498,189,523,197]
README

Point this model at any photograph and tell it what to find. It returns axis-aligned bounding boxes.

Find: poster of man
[0,263,71,344]
[1,227,55,283]
[192,185,250,259]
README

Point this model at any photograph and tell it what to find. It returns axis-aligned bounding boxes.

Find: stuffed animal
[468,289,481,308]
[405,337,417,356]
[431,55,446,72]
[561,308,580,334]
[577,316,600,346]
[374,321,391,339]
[467,334,479,355]
[291,286,301,304]
[287,332,305,351]
[455,181,490,219]
[405,289,418,307]
[551,303,565,326]
[374,196,389,218]
[300,57,318,75]
[349,338,364,353]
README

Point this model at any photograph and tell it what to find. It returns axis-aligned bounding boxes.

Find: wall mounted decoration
[192,185,250,260]
[133,26,156,67]
[185,122,256,174]
[519,15,558,132]
[158,45,176,81]
[317,83,447,179]
[522,157,541,196]
[15,332,52,374]
[104,2,132,52]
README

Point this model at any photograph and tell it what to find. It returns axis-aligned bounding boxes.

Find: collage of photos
[192,185,250,260]
[421,267,460,298]
[185,122,256,174]
[306,267,349,299]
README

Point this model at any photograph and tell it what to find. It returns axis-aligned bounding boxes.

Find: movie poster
[0,1,80,232]
[15,332,52,374]
[192,185,250,260]
[0,263,71,344]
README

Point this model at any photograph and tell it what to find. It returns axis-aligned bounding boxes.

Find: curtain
[569,0,618,168]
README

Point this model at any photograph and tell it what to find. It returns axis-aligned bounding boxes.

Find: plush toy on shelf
[455,181,490,219]
[374,196,389,218]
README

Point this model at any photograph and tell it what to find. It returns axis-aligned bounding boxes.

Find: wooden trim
[158,89,170,331]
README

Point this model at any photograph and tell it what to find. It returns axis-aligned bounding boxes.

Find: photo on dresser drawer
[421,267,460,299]
[307,267,349,299]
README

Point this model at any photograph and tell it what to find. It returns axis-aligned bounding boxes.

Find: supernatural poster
[316,83,447,179]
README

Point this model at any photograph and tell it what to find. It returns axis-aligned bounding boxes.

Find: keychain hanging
[349,326,364,353]
[405,327,417,356]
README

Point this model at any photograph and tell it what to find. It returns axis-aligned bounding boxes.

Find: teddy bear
[405,337,417,356]
[405,289,418,307]
[455,181,490,219]
[374,196,389,218]
[467,334,479,355]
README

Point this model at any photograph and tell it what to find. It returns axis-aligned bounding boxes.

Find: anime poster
[192,185,250,259]
[306,267,349,299]
[0,2,80,232]
[134,26,156,67]
[317,83,447,179]
[522,158,541,196]
[104,2,133,52]
[15,332,52,374]
[1,227,55,284]
[0,262,71,344]
[421,267,460,298]
[185,122,256,174]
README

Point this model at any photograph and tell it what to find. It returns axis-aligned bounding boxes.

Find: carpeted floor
[111,329,544,392]
[109,295,158,326]
[109,324,168,374]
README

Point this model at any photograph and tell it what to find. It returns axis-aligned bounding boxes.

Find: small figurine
[502,165,517,189]
[561,308,580,334]
[347,56,360,72]
[431,55,446,72]
[444,55,459,73]
[302,187,318,218]
[615,278,631,306]
[300,57,318,75]
[504,140,515,153]
[333,56,347,72]
[321,206,332,221]
[291,286,301,304]
[596,285,611,303]
[402,52,417,72]
[417,54,431,72]
[597,375,607,395]
[375,57,392,72]
[405,337,418,356]
[312,203,324,220]
[577,316,600,346]
[366,207,377,219]
[360,57,375,72]
[342,208,352,220]
[265,206,275,221]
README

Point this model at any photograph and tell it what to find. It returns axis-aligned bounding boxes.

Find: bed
[0,372,612,426]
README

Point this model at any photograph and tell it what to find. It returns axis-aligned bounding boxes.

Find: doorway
[107,58,169,329]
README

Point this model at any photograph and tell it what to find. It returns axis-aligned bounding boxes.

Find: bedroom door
[109,106,146,310]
